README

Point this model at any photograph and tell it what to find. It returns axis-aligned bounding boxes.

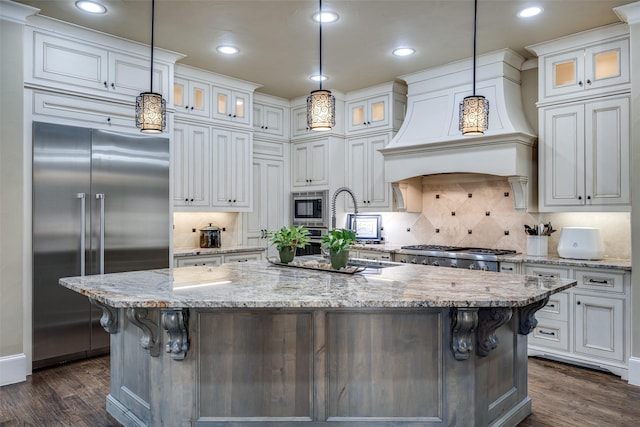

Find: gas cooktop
[400,245,517,256]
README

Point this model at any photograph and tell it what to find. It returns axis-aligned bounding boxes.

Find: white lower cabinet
[174,251,263,267]
[175,255,222,267]
[243,155,286,258]
[524,263,630,378]
[352,249,392,261]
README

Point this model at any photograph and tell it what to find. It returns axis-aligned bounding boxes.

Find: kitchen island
[59,258,577,427]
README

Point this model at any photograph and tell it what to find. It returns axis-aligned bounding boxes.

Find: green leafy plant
[267,226,311,251]
[321,228,357,254]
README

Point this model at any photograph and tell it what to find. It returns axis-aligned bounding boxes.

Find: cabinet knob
[577,301,582,305]
[578,81,583,87]
[190,106,194,111]
[184,198,188,202]
[107,117,111,123]
[228,199,232,202]
[228,114,232,117]
[103,81,108,88]
[111,83,115,89]
[185,106,189,110]
[587,195,591,200]
[233,199,236,203]
[233,114,237,118]
[587,79,592,85]
[190,198,194,202]
[578,196,582,200]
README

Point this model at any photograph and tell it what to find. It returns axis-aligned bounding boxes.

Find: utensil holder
[527,235,548,257]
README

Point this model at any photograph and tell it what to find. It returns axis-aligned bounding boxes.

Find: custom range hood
[381,49,537,210]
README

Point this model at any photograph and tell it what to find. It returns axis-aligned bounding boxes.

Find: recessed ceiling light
[517,6,543,18]
[393,47,415,57]
[309,74,328,82]
[217,45,239,55]
[312,11,339,23]
[75,0,107,14]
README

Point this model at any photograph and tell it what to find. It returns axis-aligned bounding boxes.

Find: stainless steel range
[394,245,517,272]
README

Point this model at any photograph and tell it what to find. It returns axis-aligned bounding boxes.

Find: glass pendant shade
[459,95,489,135]
[136,92,166,133]
[307,89,335,131]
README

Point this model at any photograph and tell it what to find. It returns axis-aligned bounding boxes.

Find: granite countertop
[174,246,266,257]
[59,257,576,310]
[350,244,631,271]
[500,254,632,270]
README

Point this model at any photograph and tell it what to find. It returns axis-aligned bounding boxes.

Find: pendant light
[136,0,166,133]
[307,0,335,131]
[459,0,489,135]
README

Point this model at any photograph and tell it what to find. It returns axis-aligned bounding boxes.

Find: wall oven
[291,190,328,255]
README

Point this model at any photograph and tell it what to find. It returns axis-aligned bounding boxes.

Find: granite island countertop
[60,258,576,310]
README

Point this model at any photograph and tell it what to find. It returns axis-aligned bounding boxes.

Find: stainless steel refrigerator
[32,122,170,369]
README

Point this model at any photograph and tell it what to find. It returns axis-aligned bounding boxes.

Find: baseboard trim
[628,357,640,386]
[0,353,27,386]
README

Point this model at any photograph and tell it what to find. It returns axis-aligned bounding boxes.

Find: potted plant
[321,228,357,270]
[267,225,310,264]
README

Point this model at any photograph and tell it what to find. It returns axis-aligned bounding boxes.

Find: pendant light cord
[149,0,155,92]
[318,0,323,91]
[472,0,478,95]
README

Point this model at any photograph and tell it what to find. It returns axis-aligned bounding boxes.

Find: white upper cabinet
[291,105,310,137]
[210,129,253,211]
[527,24,630,105]
[212,87,251,126]
[253,103,286,138]
[540,96,630,211]
[347,95,389,133]
[29,29,174,103]
[344,81,406,135]
[173,122,211,208]
[174,76,210,118]
[291,138,330,189]
[346,134,391,210]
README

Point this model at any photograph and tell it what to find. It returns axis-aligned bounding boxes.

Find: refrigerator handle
[96,193,105,274]
[76,193,86,276]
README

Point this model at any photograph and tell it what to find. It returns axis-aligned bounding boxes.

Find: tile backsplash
[377,174,630,259]
[173,212,240,249]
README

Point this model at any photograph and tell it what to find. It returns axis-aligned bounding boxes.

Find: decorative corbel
[518,297,549,335]
[451,308,479,360]
[162,309,189,360]
[126,308,160,357]
[477,307,513,357]
[89,299,118,334]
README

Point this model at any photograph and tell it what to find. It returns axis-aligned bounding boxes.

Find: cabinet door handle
[539,330,556,336]
[502,267,514,271]
[547,303,556,308]
[588,278,609,284]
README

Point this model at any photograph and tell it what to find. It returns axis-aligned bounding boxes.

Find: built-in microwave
[291,190,328,228]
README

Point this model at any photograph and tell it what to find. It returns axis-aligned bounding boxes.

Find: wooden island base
[106,307,532,427]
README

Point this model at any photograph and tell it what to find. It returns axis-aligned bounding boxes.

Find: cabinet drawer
[176,255,222,267]
[499,262,518,274]
[536,291,569,322]
[224,252,262,263]
[529,319,569,351]
[356,250,392,261]
[574,269,625,294]
[524,264,570,279]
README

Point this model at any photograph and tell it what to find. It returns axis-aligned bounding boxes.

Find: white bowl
[557,227,605,260]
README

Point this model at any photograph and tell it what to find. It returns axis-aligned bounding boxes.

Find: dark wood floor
[1,356,638,426]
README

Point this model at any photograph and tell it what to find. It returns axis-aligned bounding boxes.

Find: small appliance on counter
[557,227,605,260]
[200,223,221,248]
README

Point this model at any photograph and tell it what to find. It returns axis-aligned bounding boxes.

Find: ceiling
[12,0,633,100]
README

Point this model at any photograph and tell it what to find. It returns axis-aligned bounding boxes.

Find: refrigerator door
[89,130,170,350]
[32,122,92,366]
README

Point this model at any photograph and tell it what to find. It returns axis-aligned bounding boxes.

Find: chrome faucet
[330,187,359,230]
